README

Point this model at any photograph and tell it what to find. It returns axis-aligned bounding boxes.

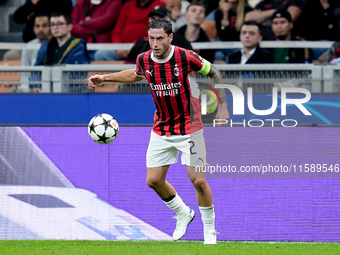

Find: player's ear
[169,33,174,43]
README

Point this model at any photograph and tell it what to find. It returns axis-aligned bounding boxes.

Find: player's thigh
[146,131,179,168]
[178,129,207,167]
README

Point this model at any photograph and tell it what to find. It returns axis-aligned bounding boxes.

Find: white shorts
[146,129,207,168]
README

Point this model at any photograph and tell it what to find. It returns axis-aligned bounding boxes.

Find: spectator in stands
[20,14,52,92]
[71,0,122,43]
[35,12,89,65]
[127,5,193,62]
[21,14,52,66]
[94,0,166,61]
[13,0,73,43]
[177,1,215,63]
[294,0,340,61]
[314,41,340,64]
[227,20,273,63]
[163,0,190,32]
[294,0,340,41]
[215,0,252,41]
[214,0,253,61]
[270,10,312,63]
[245,0,306,40]
[200,0,220,19]
[248,0,261,8]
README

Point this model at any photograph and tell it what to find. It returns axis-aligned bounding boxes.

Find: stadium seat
[0,60,21,93]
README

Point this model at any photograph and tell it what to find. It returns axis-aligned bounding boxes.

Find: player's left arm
[199,61,229,121]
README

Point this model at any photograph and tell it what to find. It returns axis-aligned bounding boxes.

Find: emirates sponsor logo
[150,82,182,91]
[150,82,182,97]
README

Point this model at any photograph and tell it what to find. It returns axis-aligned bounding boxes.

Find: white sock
[164,194,190,216]
[199,205,215,232]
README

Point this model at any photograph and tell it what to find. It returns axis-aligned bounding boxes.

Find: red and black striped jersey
[135,46,208,136]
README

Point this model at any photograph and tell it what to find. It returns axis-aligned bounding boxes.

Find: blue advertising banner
[0,94,155,125]
[0,93,339,125]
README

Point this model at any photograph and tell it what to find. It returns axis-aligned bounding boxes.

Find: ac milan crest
[174,67,180,76]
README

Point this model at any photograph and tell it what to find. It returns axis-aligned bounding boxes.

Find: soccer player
[88,18,229,244]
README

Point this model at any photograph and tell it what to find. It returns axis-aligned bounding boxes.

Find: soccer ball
[88,113,119,144]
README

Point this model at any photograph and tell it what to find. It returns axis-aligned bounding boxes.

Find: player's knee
[146,176,164,190]
[191,178,208,193]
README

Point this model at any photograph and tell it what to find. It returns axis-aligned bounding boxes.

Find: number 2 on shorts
[189,141,196,155]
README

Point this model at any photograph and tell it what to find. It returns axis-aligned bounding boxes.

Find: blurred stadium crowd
[0,0,340,90]
[0,0,340,66]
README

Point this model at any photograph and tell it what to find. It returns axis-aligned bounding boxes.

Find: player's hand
[88,74,105,90]
[215,103,229,126]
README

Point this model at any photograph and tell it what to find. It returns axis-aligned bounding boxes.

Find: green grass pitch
[1,240,340,255]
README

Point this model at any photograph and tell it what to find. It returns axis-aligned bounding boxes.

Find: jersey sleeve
[188,50,211,75]
[134,54,146,78]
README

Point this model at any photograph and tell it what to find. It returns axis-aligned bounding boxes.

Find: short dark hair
[186,1,206,12]
[240,20,262,35]
[148,18,173,36]
[50,12,72,24]
[35,13,50,19]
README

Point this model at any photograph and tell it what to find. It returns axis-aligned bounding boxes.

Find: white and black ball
[88,113,119,144]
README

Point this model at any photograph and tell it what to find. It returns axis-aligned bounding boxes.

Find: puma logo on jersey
[146,70,153,76]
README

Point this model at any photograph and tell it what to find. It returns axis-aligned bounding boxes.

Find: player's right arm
[87,69,144,90]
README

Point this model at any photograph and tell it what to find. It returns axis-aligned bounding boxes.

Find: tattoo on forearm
[208,65,226,103]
